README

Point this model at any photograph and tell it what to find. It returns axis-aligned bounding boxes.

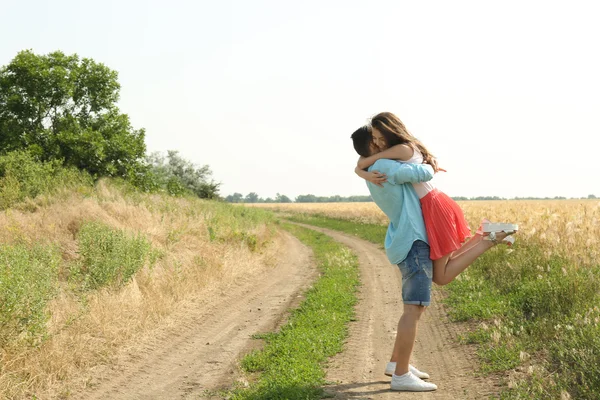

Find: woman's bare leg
[433,232,512,286]
[450,234,482,258]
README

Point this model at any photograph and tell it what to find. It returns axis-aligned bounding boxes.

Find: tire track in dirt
[73,231,316,400]
[292,223,500,399]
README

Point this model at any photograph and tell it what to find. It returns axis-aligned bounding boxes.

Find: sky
[1,0,599,199]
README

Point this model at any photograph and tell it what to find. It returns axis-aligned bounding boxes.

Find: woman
[355,112,518,286]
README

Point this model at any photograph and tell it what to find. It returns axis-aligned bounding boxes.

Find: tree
[225,193,244,203]
[295,194,318,203]
[0,50,145,178]
[244,192,259,203]
[145,151,220,199]
[588,194,597,199]
[275,193,292,203]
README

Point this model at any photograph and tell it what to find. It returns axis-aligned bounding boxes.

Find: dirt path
[74,224,499,400]
[292,223,500,399]
[73,231,317,400]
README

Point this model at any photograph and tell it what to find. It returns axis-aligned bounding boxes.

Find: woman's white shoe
[485,231,516,246]
[481,221,519,233]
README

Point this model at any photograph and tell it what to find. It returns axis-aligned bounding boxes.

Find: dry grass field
[248,200,600,266]
[0,181,280,399]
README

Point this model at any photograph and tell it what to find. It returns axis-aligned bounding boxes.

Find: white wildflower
[527,365,534,375]
[561,391,572,400]
[491,330,501,343]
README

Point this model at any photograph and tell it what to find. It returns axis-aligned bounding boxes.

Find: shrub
[72,222,156,290]
[0,244,60,345]
[0,150,93,210]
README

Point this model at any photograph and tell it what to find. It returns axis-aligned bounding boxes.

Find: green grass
[446,246,600,399]
[0,244,60,345]
[230,222,360,400]
[71,221,160,290]
[282,214,600,400]
[0,150,93,210]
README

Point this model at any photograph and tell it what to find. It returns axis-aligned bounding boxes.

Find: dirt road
[74,224,499,399]
[298,224,499,399]
[73,230,316,400]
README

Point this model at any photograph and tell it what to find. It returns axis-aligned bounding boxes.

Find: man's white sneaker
[385,362,430,379]
[390,372,437,391]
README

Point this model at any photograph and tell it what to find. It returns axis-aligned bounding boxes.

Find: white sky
[2,0,599,199]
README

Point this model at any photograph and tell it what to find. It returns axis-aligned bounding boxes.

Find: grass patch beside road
[231,222,360,400]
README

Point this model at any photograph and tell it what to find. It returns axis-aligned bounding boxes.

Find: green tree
[0,50,145,178]
[225,193,244,203]
[145,151,220,199]
[245,192,259,203]
[295,194,318,203]
[275,193,292,203]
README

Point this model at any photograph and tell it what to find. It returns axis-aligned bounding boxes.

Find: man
[351,126,438,392]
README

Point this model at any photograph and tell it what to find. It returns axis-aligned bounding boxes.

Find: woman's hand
[367,170,388,187]
[428,157,447,173]
[355,167,387,187]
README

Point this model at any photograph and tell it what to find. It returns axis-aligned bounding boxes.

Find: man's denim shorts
[396,240,432,306]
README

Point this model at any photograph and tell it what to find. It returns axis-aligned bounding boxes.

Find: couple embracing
[351,112,518,392]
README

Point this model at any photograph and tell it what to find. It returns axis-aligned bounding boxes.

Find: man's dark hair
[350,126,372,157]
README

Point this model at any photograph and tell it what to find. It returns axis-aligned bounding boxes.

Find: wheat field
[248,200,600,266]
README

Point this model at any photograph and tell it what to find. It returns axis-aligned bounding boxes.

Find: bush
[0,150,93,210]
[0,244,60,345]
[141,151,220,199]
[72,222,157,290]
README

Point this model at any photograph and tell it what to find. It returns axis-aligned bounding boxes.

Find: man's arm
[372,159,434,185]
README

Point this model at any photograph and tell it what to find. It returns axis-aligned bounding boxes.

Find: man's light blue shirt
[366,160,434,265]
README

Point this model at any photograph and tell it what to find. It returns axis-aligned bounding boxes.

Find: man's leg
[388,240,437,391]
[391,304,425,375]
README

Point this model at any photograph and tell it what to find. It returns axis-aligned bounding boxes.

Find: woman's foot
[477,219,518,245]
[484,230,516,245]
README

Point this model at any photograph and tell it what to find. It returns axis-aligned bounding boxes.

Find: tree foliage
[244,192,259,203]
[225,193,244,203]
[0,50,145,178]
[144,151,220,199]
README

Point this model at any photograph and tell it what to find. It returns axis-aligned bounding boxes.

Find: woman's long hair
[371,112,440,172]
